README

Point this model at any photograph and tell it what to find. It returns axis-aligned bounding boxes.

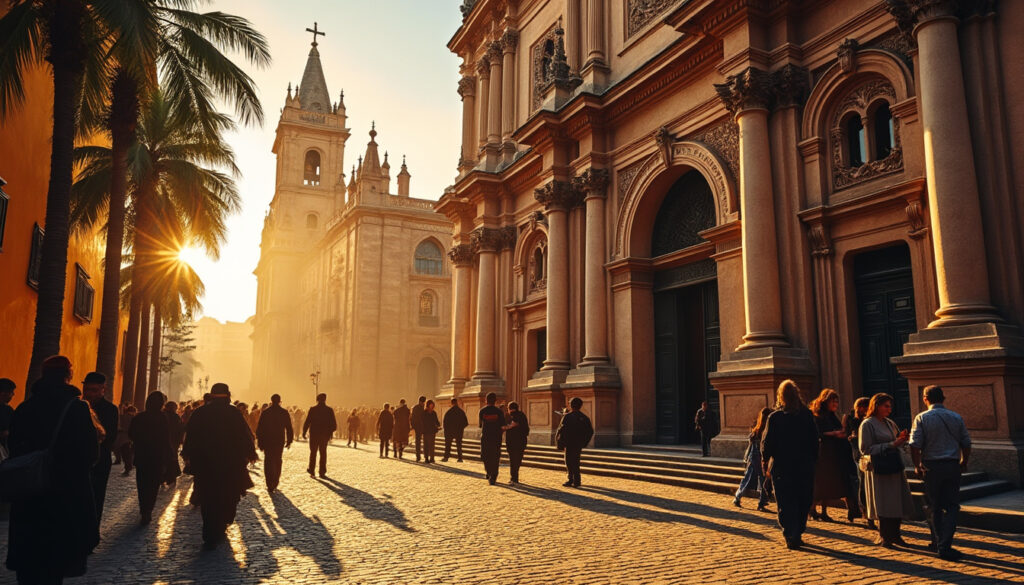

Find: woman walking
[810,388,858,522]
[859,393,914,547]
[843,397,873,528]
[129,392,179,524]
[733,407,771,511]
[422,401,441,463]
[376,404,394,458]
[346,409,361,448]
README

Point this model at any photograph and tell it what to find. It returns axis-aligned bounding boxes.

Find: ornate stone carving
[807,224,833,257]
[573,168,610,198]
[714,67,773,113]
[487,41,503,63]
[458,76,476,98]
[549,26,581,91]
[528,241,548,294]
[499,225,518,250]
[470,227,504,252]
[772,65,809,109]
[460,0,478,18]
[616,155,657,206]
[531,25,560,111]
[650,171,715,256]
[627,0,678,38]
[534,180,582,211]
[868,29,915,69]
[448,243,476,266]
[654,126,673,166]
[652,259,717,291]
[501,29,519,53]
[885,0,960,26]
[830,80,904,189]
[905,200,929,239]
[838,38,859,74]
[476,56,490,77]
[690,120,739,184]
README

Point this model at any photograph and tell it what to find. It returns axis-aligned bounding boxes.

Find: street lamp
[309,369,320,402]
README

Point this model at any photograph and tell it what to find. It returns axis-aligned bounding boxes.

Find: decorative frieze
[627,0,678,38]
[448,243,476,266]
[690,120,739,184]
[714,67,774,113]
[534,180,582,211]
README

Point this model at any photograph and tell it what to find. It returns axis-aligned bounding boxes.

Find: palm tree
[0,0,159,388]
[90,3,268,387]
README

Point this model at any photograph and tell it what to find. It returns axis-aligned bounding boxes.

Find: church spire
[298,23,331,113]
[397,155,411,196]
[361,122,383,178]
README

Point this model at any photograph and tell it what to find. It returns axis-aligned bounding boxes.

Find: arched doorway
[651,171,720,445]
[416,357,439,398]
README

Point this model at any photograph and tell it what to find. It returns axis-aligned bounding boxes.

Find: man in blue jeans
[910,385,972,562]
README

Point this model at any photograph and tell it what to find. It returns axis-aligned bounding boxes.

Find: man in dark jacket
[411,396,426,461]
[256,394,294,492]
[694,401,717,457]
[392,400,411,459]
[302,393,337,477]
[503,401,530,485]
[442,397,468,462]
[556,397,593,488]
[82,372,118,521]
[479,392,505,485]
[6,356,99,583]
[181,383,257,549]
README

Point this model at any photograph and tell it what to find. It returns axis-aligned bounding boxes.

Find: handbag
[0,399,76,502]
[861,419,904,475]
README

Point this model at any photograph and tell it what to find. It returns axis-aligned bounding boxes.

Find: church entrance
[416,357,439,398]
[853,244,916,430]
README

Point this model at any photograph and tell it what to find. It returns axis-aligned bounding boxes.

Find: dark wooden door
[854,245,917,430]
[702,283,722,427]
[654,291,681,443]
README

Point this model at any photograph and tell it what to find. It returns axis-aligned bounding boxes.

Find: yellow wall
[0,48,124,405]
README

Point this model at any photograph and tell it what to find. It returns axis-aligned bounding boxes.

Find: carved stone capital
[573,168,610,199]
[534,180,582,211]
[501,29,519,53]
[499,225,518,250]
[773,65,809,109]
[906,200,929,239]
[807,224,833,257]
[458,76,477,98]
[470,227,503,252]
[460,0,478,19]
[487,41,503,63]
[476,57,490,77]
[714,67,773,113]
[838,38,859,74]
[448,243,476,266]
[885,0,961,31]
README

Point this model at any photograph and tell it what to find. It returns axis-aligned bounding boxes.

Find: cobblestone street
[2,442,1022,585]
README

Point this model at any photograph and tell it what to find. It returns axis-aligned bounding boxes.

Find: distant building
[251,32,452,407]
[191,316,254,401]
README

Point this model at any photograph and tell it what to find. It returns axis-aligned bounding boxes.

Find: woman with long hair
[760,379,819,549]
[733,407,772,511]
[809,388,857,522]
[859,393,914,547]
[843,396,873,528]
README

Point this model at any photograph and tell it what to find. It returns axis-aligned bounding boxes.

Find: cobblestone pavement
[2,441,1022,584]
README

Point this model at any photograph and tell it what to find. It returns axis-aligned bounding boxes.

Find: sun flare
[177,245,206,267]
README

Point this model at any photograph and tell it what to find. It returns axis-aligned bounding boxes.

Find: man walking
[302,393,337,478]
[479,392,505,485]
[910,385,972,561]
[694,401,716,457]
[181,383,257,549]
[442,397,468,462]
[556,397,593,488]
[82,372,118,521]
[503,401,529,485]
[256,394,294,492]
[411,396,426,461]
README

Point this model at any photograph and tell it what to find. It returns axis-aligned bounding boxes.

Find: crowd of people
[737,379,971,562]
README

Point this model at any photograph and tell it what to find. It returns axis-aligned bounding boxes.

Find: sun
[177,245,206,267]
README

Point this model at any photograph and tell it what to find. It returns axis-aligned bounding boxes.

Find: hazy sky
[185,0,463,323]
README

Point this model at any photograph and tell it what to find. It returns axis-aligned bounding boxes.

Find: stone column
[585,0,606,67]
[471,227,501,379]
[476,57,490,152]
[448,244,475,383]
[487,42,503,146]
[715,68,789,350]
[500,30,517,144]
[566,0,581,72]
[535,181,580,370]
[457,76,476,173]
[575,169,611,364]
[890,0,999,326]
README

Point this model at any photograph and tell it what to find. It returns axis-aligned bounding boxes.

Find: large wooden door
[854,245,917,430]
[654,291,681,443]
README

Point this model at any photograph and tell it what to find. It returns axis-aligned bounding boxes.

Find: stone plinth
[892,323,1024,486]
[523,369,570,446]
[563,365,621,447]
[459,378,506,440]
[709,347,816,459]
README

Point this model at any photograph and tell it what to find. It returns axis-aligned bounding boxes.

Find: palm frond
[0,1,44,119]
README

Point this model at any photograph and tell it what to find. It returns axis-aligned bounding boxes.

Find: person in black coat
[0,378,16,451]
[761,379,820,550]
[392,400,411,459]
[5,356,99,584]
[181,383,257,549]
[130,391,179,524]
[556,397,593,488]
[163,401,184,485]
[376,404,394,458]
[411,396,426,462]
[421,400,441,464]
[81,372,117,522]
[255,394,293,492]
[479,392,505,485]
[302,393,337,478]
[442,397,468,462]
[503,401,530,485]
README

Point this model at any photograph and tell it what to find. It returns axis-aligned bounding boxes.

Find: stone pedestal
[709,347,816,458]
[893,323,1024,485]
[459,378,506,440]
[524,370,569,446]
[564,365,621,447]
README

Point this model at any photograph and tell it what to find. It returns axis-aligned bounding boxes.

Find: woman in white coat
[859,393,915,547]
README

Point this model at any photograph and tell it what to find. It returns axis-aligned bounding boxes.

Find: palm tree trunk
[95,69,139,392]
[134,301,151,411]
[25,0,87,390]
[120,290,143,406]
[148,303,163,393]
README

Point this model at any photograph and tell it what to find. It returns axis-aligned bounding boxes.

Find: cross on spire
[306,22,325,47]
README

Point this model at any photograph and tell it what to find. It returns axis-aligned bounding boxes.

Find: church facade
[251,35,452,407]
[438,0,1024,485]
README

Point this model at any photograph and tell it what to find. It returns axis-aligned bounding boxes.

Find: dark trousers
[508,446,525,482]
[481,439,501,481]
[700,431,712,457]
[196,475,240,544]
[414,431,424,459]
[444,433,464,460]
[771,468,814,542]
[922,459,962,553]
[91,448,113,521]
[308,436,328,475]
[878,517,903,542]
[347,430,358,446]
[379,437,390,457]
[565,447,583,485]
[423,433,436,462]
[136,465,161,515]
[119,441,134,472]
[263,446,284,491]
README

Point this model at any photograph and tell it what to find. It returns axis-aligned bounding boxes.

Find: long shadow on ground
[315,476,415,532]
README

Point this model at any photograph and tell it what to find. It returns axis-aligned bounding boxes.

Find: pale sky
[184,0,463,323]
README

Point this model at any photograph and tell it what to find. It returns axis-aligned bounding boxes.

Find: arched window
[414,240,443,275]
[650,170,715,257]
[305,213,318,229]
[418,290,439,326]
[303,150,321,186]
[416,357,439,397]
[871,102,894,160]
[844,113,866,168]
[529,242,547,294]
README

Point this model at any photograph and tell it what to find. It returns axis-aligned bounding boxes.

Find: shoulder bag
[0,399,77,502]
[862,419,904,475]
